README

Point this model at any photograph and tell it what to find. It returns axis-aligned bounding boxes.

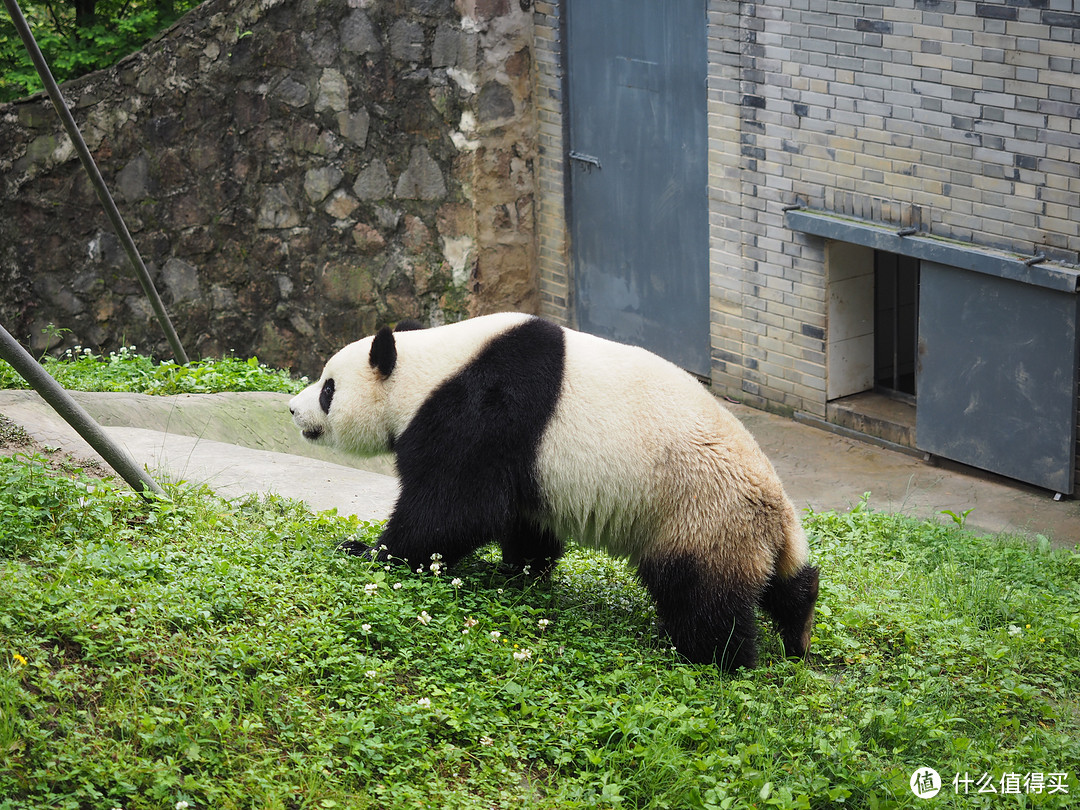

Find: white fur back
[536,328,807,578]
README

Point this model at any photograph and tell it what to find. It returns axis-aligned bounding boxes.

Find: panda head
[289,321,421,456]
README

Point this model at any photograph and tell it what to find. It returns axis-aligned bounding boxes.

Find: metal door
[565,0,709,377]
[916,261,1079,494]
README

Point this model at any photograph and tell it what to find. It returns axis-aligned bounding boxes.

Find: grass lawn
[0,459,1077,809]
[0,348,1077,808]
[0,346,305,396]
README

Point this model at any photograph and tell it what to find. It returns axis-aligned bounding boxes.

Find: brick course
[535,0,1079,417]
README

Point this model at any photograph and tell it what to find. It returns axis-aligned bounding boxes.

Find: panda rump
[289,313,818,670]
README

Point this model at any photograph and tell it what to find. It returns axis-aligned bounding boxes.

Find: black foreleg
[636,553,761,671]
[372,492,495,570]
[759,565,820,659]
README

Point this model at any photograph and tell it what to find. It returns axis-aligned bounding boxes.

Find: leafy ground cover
[0,348,1077,807]
[0,345,305,395]
[0,0,203,103]
[0,454,1077,809]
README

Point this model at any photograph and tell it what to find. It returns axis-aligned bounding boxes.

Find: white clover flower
[176,803,190,810]
[489,630,501,642]
[393,582,403,590]
[464,617,478,629]
[417,697,431,708]
[418,611,432,626]
[538,618,551,629]
[513,649,532,661]
[479,735,494,746]
[430,553,443,561]
[451,577,463,588]
[364,583,378,595]
[365,670,378,679]
[361,623,372,634]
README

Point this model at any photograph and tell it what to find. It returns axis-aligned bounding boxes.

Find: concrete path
[1,389,1077,545]
[0,390,398,523]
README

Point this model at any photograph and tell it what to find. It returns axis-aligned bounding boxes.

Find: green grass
[0,345,306,395]
[1,348,1077,807]
[0,456,1077,809]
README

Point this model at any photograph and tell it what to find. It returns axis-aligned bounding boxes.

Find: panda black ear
[394,319,424,332]
[369,326,397,379]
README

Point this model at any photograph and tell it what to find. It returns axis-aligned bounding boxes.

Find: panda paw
[495,558,557,582]
[337,539,378,559]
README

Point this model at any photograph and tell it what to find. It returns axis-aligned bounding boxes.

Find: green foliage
[0,460,1077,808]
[0,0,201,103]
[0,344,306,394]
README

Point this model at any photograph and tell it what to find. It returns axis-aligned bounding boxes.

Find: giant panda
[289,313,818,670]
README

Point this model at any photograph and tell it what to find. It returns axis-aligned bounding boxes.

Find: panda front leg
[381,501,491,570]
[758,564,820,659]
[339,487,491,570]
[636,553,761,670]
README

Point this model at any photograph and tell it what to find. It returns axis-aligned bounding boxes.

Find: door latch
[568,151,602,171]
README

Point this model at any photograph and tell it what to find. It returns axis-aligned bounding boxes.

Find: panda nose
[289,404,295,415]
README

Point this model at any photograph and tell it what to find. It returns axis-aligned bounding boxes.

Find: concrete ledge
[786,208,1080,293]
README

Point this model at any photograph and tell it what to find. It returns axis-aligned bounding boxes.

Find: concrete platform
[0,390,398,523]
[1,389,1077,546]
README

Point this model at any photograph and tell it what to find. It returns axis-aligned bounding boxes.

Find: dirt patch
[0,410,111,479]
[0,412,33,451]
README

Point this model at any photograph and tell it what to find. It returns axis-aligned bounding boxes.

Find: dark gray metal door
[916,261,1079,494]
[565,0,709,377]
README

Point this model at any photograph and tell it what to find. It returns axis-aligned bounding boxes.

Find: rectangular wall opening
[825,243,917,448]
[873,252,920,401]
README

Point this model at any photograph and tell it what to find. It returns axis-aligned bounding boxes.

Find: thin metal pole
[0,322,166,499]
[3,0,190,364]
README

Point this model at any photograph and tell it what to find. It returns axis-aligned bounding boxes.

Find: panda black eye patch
[319,378,335,414]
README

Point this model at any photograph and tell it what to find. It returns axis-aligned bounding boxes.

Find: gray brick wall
[533,1,570,325]
[716,0,1080,416]
[536,1,1080,418]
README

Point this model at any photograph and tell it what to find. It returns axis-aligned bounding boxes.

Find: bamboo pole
[0,322,165,499]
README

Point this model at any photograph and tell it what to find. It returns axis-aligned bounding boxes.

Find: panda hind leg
[758,565,820,659]
[636,554,760,671]
[499,517,564,578]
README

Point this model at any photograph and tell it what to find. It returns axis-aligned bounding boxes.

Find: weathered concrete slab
[0,390,398,522]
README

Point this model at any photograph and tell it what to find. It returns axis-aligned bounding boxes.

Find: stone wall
[0,0,537,376]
